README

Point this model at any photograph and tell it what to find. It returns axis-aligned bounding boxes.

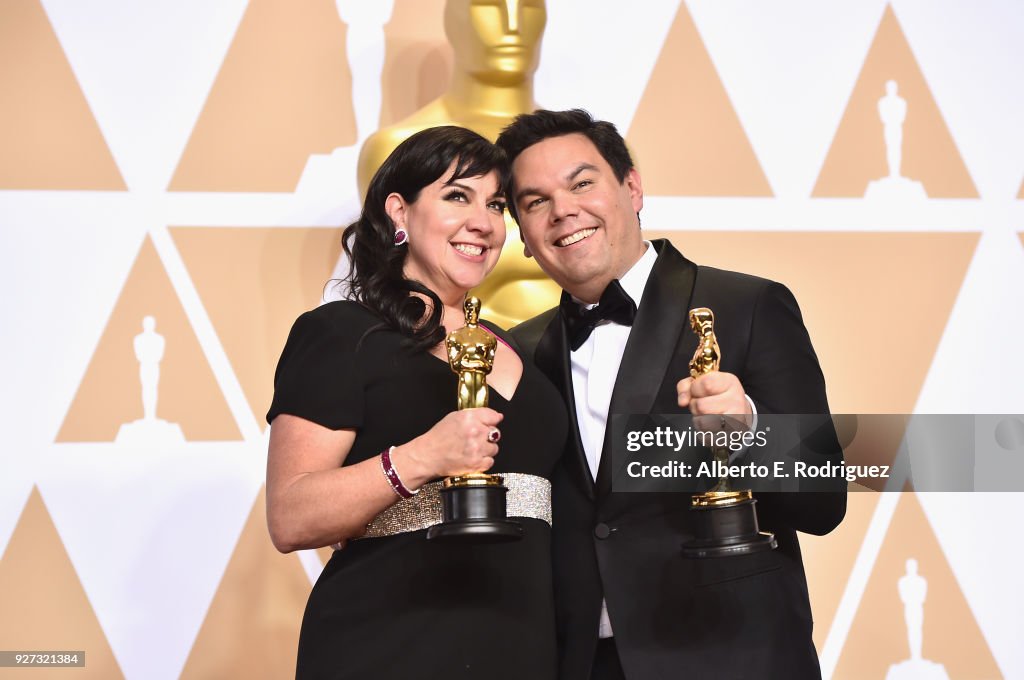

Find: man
[496,109,846,680]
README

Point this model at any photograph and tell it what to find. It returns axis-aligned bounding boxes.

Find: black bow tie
[561,279,637,351]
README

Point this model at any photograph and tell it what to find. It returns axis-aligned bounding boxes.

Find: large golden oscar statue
[358,0,561,328]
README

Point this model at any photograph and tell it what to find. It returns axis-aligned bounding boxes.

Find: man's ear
[625,167,644,214]
[384,193,407,232]
[523,241,533,258]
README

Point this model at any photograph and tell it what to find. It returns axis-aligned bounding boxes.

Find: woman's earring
[394,228,408,246]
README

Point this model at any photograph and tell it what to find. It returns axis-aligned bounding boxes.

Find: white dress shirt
[570,244,657,638]
[570,244,658,482]
[568,242,757,638]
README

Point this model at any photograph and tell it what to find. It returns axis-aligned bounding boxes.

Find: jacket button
[594,523,611,539]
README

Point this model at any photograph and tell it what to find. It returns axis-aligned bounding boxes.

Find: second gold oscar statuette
[680,308,776,558]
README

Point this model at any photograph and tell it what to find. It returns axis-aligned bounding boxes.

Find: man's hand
[677,371,753,431]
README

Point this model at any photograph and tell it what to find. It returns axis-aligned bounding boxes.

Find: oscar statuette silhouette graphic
[680,308,776,558]
[426,297,523,541]
[866,80,926,199]
[336,0,395,145]
[295,0,394,198]
[885,559,950,680]
[115,316,184,444]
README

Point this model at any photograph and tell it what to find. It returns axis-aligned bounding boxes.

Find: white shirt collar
[573,240,657,309]
[617,240,657,307]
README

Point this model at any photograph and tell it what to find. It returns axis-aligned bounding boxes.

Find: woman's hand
[393,408,504,482]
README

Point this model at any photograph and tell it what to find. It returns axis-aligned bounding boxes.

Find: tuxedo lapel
[533,310,596,500]
[595,240,698,498]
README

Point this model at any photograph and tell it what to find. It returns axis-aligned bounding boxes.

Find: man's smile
[555,227,597,247]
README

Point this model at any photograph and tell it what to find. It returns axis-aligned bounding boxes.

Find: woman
[266,126,566,679]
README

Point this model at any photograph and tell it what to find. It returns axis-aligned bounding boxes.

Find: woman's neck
[440,298,469,335]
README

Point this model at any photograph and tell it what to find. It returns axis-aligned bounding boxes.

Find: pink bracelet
[381,446,416,499]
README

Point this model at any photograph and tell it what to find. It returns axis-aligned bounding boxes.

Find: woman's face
[393,166,507,303]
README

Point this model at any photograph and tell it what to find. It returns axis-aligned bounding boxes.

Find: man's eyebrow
[566,163,599,182]
[514,163,600,204]
[515,185,541,204]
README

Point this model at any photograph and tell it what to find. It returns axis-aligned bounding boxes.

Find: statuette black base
[681,497,777,559]
[426,483,523,542]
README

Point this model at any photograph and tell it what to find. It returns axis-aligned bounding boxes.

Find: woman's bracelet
[380,446,417,499]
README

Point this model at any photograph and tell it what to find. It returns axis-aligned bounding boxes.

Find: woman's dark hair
[495,109,634,223]
[341,125,508,352]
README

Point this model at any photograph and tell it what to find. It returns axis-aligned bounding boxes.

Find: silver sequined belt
[358,472,552,539]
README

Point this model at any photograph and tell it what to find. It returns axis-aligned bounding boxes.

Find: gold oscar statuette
[680,308,777,558]
[447,296,496,414]
[426,297,523,541]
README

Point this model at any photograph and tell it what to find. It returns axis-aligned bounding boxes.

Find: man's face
[511,133,645,303]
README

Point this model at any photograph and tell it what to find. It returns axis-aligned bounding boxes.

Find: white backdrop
[1,1,1023,678]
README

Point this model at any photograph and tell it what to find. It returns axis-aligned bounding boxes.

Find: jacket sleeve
[741,281,847,536]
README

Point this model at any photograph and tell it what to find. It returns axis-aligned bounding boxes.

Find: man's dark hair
[495,109,634,222]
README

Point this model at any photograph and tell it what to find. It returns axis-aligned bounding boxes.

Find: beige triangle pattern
[169,0,357,192]
[833,492,1001,679]
[0,0,125,190]
[625,1,771,196]
[0,487,123,678]
[801,492,880,651]
[379,0,451,128]
[843,415,911,491]
[171,227,344,430]
[644,231,978,414]
[56,236,241,442]
[813,5,977,198]
[179,486,309,679]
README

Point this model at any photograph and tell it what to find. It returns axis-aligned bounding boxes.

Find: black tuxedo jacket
[510,240,846,680]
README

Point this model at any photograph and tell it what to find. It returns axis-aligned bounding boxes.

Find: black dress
[267,301,567,680]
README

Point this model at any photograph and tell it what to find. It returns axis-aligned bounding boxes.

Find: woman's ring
[487,428,501,443]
